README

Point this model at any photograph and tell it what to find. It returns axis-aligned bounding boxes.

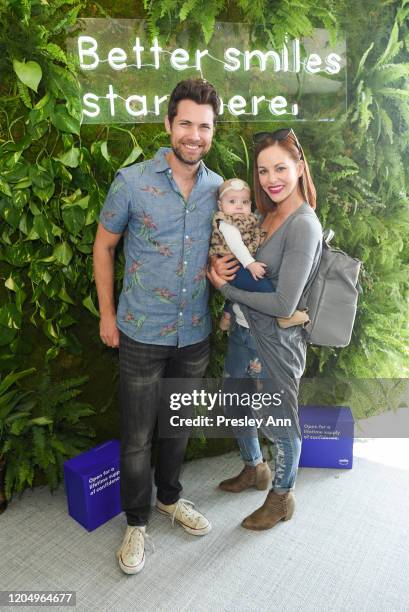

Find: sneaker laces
[124,527,155,555]
[170,498,201,528]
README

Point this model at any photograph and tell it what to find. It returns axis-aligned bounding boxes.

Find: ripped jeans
[223,320,301,493]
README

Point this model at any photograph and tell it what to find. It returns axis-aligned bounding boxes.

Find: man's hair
[167,79,220,124]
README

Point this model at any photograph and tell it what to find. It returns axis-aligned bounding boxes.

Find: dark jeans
[118,331,210,526]
[230,264,273,292]
[223,263,273,314]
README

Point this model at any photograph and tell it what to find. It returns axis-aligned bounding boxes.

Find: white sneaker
[116,526,148,574]
[156,498,211,536]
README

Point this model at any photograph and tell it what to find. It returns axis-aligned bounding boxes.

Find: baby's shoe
[219,313,231,331]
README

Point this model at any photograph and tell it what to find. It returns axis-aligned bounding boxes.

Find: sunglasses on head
[253,128,304,159]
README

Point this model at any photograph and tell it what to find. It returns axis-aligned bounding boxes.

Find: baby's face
[219,188,252,216]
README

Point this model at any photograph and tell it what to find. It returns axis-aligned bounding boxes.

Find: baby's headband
[219,178,250,199]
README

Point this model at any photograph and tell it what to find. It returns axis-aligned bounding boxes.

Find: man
[93,79,223,575]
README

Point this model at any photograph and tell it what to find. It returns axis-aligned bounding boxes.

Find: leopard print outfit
[209,211,266,258]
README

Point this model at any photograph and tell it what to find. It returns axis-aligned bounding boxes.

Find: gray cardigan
[220,202,322,318]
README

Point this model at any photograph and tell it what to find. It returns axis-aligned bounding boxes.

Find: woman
[207,128,322,531]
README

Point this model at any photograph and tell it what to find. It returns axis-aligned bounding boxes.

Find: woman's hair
[253,133,317,214]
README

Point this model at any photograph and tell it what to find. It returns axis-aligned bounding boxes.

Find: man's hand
[246,261,267,280]
[209,254,240,281]
[206,265,228,291]
[100,313,120,348]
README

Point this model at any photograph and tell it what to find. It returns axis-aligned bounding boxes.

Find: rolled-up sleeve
[220,214,322,317]
[99,171,131,234]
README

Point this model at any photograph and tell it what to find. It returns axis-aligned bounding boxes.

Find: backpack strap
[323,229,334,245]
[301,228,333,304]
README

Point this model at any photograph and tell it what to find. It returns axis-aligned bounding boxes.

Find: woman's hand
[207,264,228,290]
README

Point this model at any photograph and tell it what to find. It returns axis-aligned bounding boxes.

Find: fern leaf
[16,456,31,493]
[358,87,374,134]
[398,102,409,129]
[0,389,19,419]
[4,460,16,500]
[9,415,30,435]
[50,436,68,455]
[50,5,83,35]
[45,461,59,491]
[373,63,409,85]
[376,22,402,67]
[179,0,199,21]
[378,87,409,99]
[379,108,394,143]
[40,43,68,66]
[60,403,95,425]
[201,12,216,44]
[354,42,374,82]
[16,80,32,109]
[32,426,47,467]
[332,156,359,169]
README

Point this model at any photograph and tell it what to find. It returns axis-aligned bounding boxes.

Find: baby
[209,178,309,331]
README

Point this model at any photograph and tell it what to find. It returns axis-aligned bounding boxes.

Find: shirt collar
[153,147,209,177]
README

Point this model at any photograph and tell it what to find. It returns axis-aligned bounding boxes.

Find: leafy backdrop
[0,0,408,497]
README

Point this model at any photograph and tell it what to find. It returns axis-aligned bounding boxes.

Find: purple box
[298,406,354,469]
[63,439,122,531]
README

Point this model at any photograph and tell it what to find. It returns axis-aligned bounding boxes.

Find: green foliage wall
[0,0,408,494]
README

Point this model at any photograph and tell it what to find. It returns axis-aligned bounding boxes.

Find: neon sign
[67,20,346,124]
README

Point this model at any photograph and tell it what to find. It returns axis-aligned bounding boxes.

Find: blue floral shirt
[99,147,223,347]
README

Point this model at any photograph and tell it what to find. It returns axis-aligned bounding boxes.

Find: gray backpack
[299,230,362,347]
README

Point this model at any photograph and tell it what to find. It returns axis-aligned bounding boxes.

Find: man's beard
[172,143,205,166]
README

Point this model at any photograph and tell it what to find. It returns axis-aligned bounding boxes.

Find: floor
[1,440,409,612]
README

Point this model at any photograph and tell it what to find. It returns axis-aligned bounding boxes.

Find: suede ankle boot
[218,460,272,493]
[241,490,295,530]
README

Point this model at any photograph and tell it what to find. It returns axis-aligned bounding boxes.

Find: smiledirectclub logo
[338,458,349,465]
